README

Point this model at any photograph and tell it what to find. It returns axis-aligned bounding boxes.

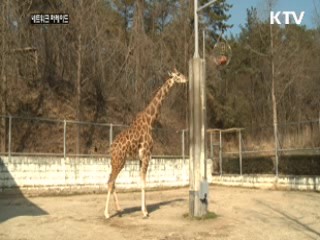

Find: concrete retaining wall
[1,156,319,194]
[211,175,320,191]
[0,156,191,194]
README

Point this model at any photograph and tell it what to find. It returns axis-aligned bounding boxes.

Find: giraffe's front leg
[104,182,112,219]
[141,173,148,218]
[141,176,149,217]
[139,151,150,218]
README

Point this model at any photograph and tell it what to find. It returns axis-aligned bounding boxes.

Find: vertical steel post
[239,130,242,176]
[8,115,12,159]
[194,0,199,58]
[219,130,222,176]
[210,132,213,160]
[275,123,279,177]
[201,59,207,180]
[109,124,113,147]
[189,60,195,216]
[190,0,217,218]
[182,130,185,160]
[203,30,206,60]
[62,120,67,183]
[189,58,207,217]
[63,120,67,159]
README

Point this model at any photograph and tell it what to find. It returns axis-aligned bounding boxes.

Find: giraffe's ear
[168,71,173,77]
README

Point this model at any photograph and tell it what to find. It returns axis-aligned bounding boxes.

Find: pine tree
[199,0,233,41]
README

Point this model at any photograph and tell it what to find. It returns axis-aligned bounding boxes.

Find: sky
[226,0,318,36]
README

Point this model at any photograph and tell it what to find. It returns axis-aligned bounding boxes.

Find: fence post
[219,130,222,176]
[8,116,12,159]
[63,120,67,184]
[63,120,66,159]
[182,130,185,160]
[210,132,213,160]
[239,130,242,176]
[275,123,279,178]
[109,124,113,147]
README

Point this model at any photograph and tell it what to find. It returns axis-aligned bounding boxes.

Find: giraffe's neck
[144,78,175,125]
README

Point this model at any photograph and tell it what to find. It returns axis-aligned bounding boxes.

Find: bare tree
[75,0,83,155]
[0,0,8,153]
[313,0,320,26]
[269,7,279,176]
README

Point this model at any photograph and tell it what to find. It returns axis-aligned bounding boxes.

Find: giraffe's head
[168,68,188,84]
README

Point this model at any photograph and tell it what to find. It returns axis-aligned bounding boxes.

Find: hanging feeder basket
[212,39,232,67]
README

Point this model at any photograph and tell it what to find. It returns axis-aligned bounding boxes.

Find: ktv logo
[270,11,305,25]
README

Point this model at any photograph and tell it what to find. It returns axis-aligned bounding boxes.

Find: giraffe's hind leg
[104,156,125,219]
[105,181,122,218]
[112,183,122,212]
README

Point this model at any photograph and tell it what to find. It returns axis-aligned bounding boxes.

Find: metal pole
[189,58,207,217]
[203,30,206,60]
[210,132,213,160]
[239,130,242,176]
[182,130,185,160]
[189,0,217,218]
[275,123,279,177]
[201,58,207,180]
[189,59,195,216]
[219,130,222,175]
[194,0,218,57]
[63,120,66,159]
[109,124,113,147]
[197,0,218,12]
[194,0,199,58]
[62,120,67,183]
[8,115,11,159]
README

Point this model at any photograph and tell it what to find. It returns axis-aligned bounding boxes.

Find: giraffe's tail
[106,147,112,156]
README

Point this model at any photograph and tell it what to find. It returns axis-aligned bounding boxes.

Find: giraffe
[104,69,187,219]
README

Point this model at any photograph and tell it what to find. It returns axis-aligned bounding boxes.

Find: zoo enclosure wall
[1,156,320,194]
[0,115,320,176]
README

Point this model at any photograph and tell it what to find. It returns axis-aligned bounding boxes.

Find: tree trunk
[0,0,8,153]
[270,21,279,177]
[133,0,145,95]
[75,0,83,156]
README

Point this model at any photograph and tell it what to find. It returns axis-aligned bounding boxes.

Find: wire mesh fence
[199,120,320,176]
[0,115,183,157]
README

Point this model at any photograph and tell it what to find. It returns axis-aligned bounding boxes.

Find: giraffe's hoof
[142,212,149,219]
[104,212,110,219]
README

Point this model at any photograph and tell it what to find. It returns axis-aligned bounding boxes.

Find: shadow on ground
[0,157,48,223]
[110,198,185,218]
[256,200,320,239]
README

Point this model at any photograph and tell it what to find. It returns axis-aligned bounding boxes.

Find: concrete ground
[0,186,320,240]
